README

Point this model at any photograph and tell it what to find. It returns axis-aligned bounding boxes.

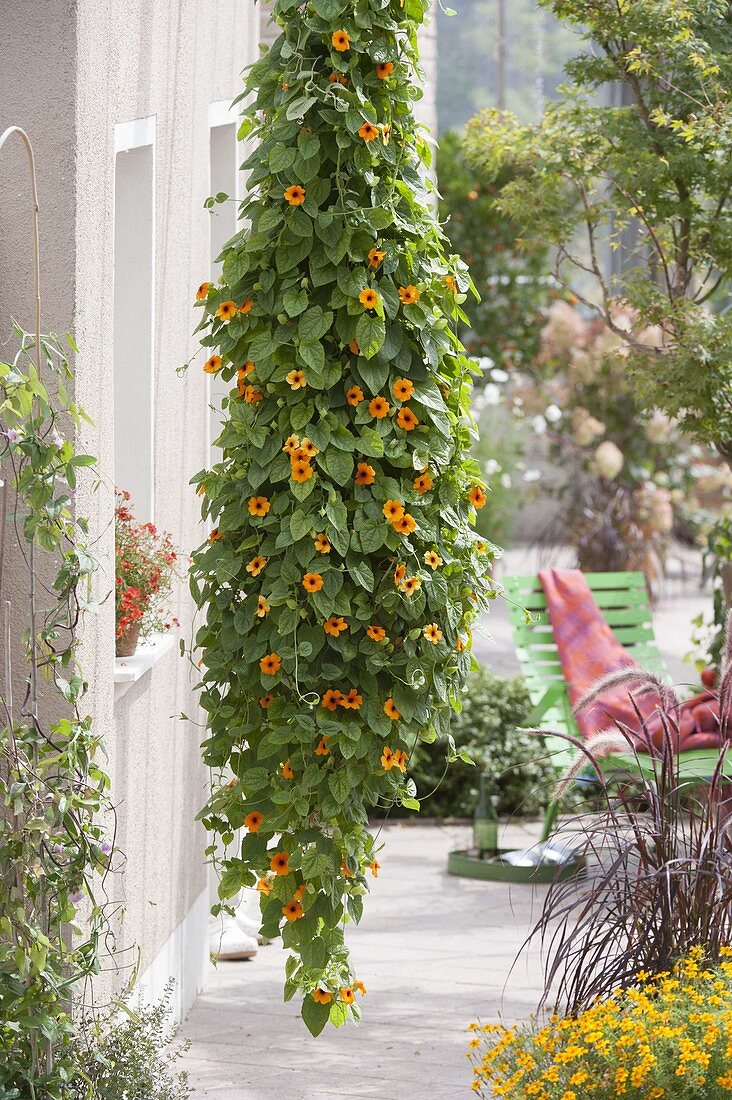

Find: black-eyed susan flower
[240,359,255,377]
[397,406,419,431]
[331,29,350,51]
[246,555,267,576]
[195,281,211,301]
[284,184,306,205]
[303,572,324,592]
[215,300,237,321]
[424,550,442,570]
[423,623,444,644]
[282,900,304,922]
[297,438,318,459]
[383,499,404,522]
[286,369,307,390]
[204,354,222,374]
[340,987,356,1004]
[248,495,270,517]
[347,384,364,406]
[244,384,264,404]
[257,876,273,895]
[368,247,385,268]
[394,562,406,587]
[398,285,420,305]
[313,988,332,1004]
[359,287,380,310]
[369,395,390,418]
[359,121,378,142]
[381,745,395,769]
[393,513,417,535]
[376,61,394,79]
[384,698,400,720]
[413,470,433,494]
[281,759,294,779]
[209,527,223,542]
[401,576,421,596]
[255,595,270,618]
[367,625,387,642]
[340,687,362,709]
[355,462,376,485]
[315,735,329,756]
[348,338,360,355]
[259,692,274,708]
[291,458,313,483]
[469,485,487,509]
[294,884,306,901]
[369,860,380,877]
[340,859,353,877]
[270,850,291,875]
[314,533,331,553]
[324,615,348,637]
[322,689,343,711]
[392,377,414,401]
[283,433,300,455]
[445,274,458,293]
[354,980,367,996]
[328,71,348,85]
[239,299,254,314]
[260,652,282,675]
[393,749,408,773]
[244,811,263,832]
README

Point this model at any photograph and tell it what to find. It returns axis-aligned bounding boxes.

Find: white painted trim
[114,632,176,699]
[114,114,156,154]
[135,886,211,1025]
[209,99,237,129]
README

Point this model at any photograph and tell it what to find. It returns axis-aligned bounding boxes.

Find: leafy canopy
[189,0,494,1033]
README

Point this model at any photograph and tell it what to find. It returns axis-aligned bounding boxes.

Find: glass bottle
[473,773,499,858]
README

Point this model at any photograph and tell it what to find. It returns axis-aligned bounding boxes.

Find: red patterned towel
[537,568,720,752]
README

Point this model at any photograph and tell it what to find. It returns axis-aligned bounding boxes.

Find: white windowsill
[114,633,176,701]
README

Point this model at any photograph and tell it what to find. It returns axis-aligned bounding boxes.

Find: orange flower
[354,980,367,996]
[313,988,332,1004]
[384,699,400,720]
[322,689,343,711]
[401,576,421,596]
[259,692,274,708]
[368,247,385,268]
[240,359,255,377]
[315,735,330,756]
[324,615,348,637]
[255,595,271,618]
[398,285,420,305]
[341,859,354,877]
[348,338,360,355]
[369,395,390,419]
[281,759,294,779]
[359,121,378,142]
[340,987,356,1005]
[239,299,255,314]
[393,513,416,535]
[257,876,273,895]
[237,368,250,397]
[469,485,487,509]
[445,275,458,293]
[244,811,263,832]
[397,406,419,431]
[393,749,408,773]
[284,184,306,205]
[381,124,391,145]
[314,533,331,553]
[303,572,324,592]
[359,287,380,310]
[248,495,270,517]
[392,378,414,401]
[424,550,442,570]
[209,527,223,542]
[299,437,319,458]
[196,281,211,300]
[291,459,314,483]
[347,385,364,406]
[331,29,350,51]
[383,499,405,522]
[355,462,376,485]
[244,385,264,404]
[413,470,433,494]
[340,687,363,709]
[376,61,394,79]
[394,562,406,586]
[270,850,291,876]
[286,369,307,390]
[369,860,380,877]
[367,625,387,642]
[260,652,282,675]
[215,300,237,321]
[381,745,395,770]
[282,900,304,922]
[328,71,348,86]
[423,623,444,644]
[204,354,222,374]
[295,884,307,901]
[456,637,466,652]
[246,555,267,576]
[283,434,300,455]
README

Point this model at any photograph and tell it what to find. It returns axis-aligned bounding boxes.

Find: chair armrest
[527,682,567,727]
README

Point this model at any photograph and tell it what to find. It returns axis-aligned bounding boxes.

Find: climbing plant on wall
[190,0,494,1034]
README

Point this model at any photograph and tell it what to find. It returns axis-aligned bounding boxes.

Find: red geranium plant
[115,489,179,655]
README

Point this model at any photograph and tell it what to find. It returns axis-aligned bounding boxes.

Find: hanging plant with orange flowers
[189,0,494,1034]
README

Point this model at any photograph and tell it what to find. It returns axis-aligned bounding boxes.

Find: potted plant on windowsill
[115,490,179,658]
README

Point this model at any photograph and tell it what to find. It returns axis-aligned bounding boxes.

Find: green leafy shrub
[189,0,494,1033]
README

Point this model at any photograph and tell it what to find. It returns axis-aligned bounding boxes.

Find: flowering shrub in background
[469,948,732,1099]
[115,490,179,643]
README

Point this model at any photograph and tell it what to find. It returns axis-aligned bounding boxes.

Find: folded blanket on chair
[537,568,720,752]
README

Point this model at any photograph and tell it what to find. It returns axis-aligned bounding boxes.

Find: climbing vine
[190,0,494,1033]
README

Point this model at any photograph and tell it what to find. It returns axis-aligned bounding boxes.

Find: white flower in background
[490,367,509,383]
[591,440,624,480]
[484,459,502,476]
[501,473,512,489]
[483,383,501,406]
[545,404,562,423]
[572,406,606,446]
[51,428,64,449]
[476,356,495,373]
[635,482,673,534]
[644,410,673,444]
[523,469,542,483]
[532,415,547,435]
[541,299,586,359]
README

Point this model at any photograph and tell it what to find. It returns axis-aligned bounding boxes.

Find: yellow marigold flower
[355,461,376,485]
[392,377,414,401]
[424,550,442,569]
[398,285,420,305]
[286,369,307,390]
[469,485,487,509]
[257,876,273,895]
[195,281,211,300]
[215,300,237,321]
[367,625,387,642]
[384,699,400,720]
[284,184,306,205]
[324,615,348,637]
[383,499,405,522]
[393,513,416,535]
[315,735,329,756]
[423,623,443,644]
[347,384,364,406]
[204,354,222,374]
[376,61,394,79]
[369,394,390,418]
[413,470,433,494]
[244,811,263,832]
[302,572,324,592]
[248,495,270,517]
[369,247,385,268]
[331,29,350,51]
[358,121,379,142]
[282,900,303,922]
[255,595,270,618]
[313,988,332,1004]
[314,532,331,553]
[397,405,419,431]
[246,555,267,576]
[260,652,282,675]
[269,850,291,876]
[283,434,301,455]
[291,458,313,483]
[359,287,380,310]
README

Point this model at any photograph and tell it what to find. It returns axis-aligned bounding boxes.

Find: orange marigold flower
[313,988,332,1004]
[354,980,367,995]
[255,595,270,618]
[215,300,237,321]
[286,368,307,390]
[469,485,487,509]
[331,29,350,51]
[284,184,306,205]
[322,689,343,711]
[369,395,390,418]
[260,653,282,676]
[246,555,267,576]
[315,735,330,756]
[367,625,387,642]
[396,406,419,431]
[384,699,400,720]
[259,692,274,708]
[282,900,304,922]
[393,562,406,586]
[281,759,294,779]
[359,287,380,310]
[270,850,291,876]
[383,499,405,521]
[328,71,348,85]
[359,121,378,142]
[424,550,442,570]
[347,384,364,406]
[398,285,420,305]
[340,987,356,1004]
[204,354,222,374]
[445,275,458,293]
[291,458,314,483]
[324,615,348,637]
[368,247,386,268]
[257,876,273,895]
[355,462,376,485]
[369,860,380,878]
[196,281,211,301]
[245,811,263,832]
[393,513,417,535]
[248,495,270,517]
[314,533,331,553]
[283,433,301,455]
[239,299,254,314]
[244,384,264,404]
[341,687,363,710]
[423,623,444,644]
[401,576,421,596]
[348,338,360,355]
[392,377,414,401]
[303,572,324,592]
[209,527,223,542]
[376,61,395,78]
[413,470,433,494]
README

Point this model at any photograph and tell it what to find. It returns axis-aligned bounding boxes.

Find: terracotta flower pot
[116,622,141,658]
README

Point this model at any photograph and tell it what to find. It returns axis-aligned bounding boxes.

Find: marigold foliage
[189,0,494,1033]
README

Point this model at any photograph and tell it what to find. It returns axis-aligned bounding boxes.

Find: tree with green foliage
[464,0,732,460]
[189,0,494,1034]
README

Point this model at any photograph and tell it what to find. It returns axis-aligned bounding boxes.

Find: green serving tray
[447,847,585,884]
